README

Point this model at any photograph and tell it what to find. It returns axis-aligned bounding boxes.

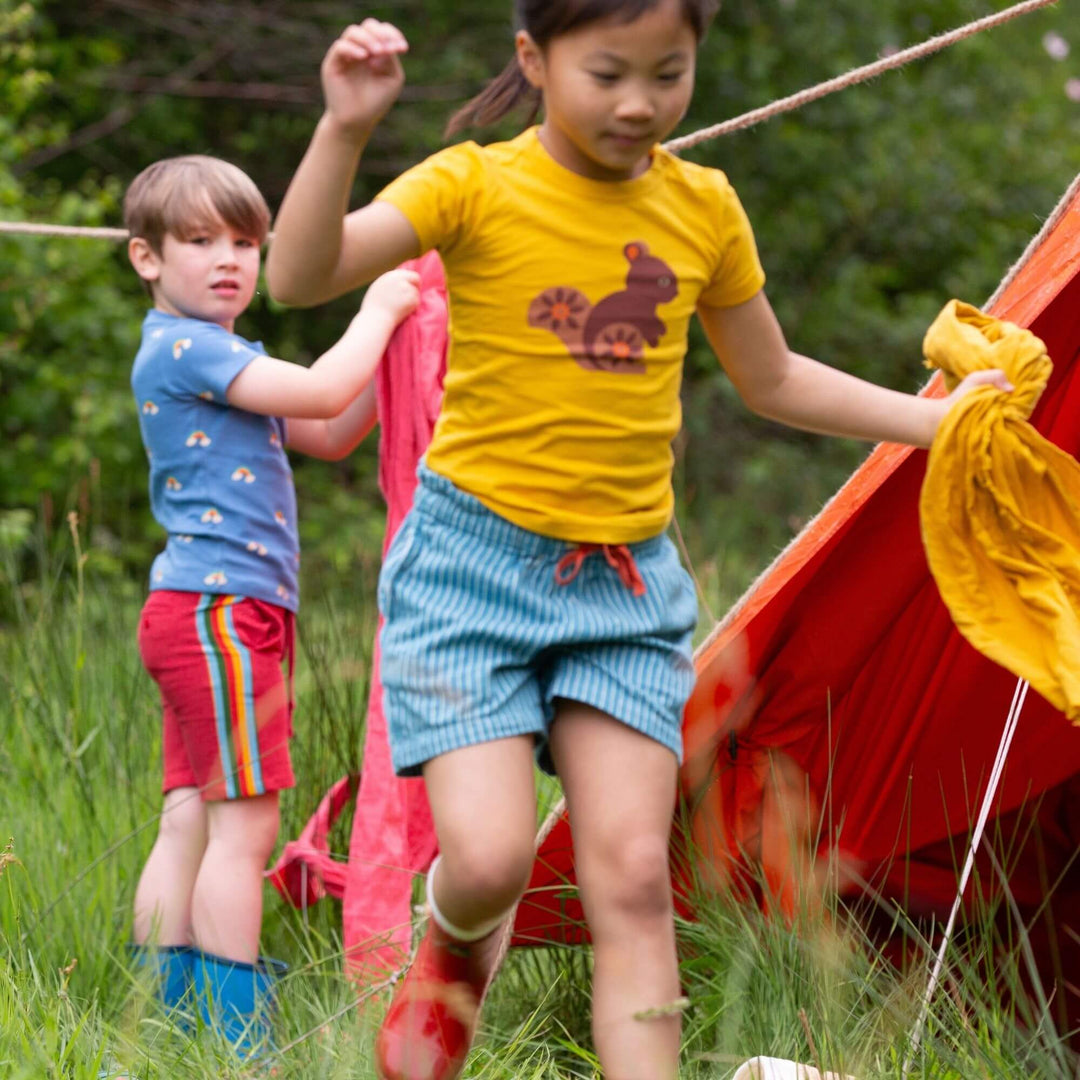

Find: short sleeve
[374,142,488,256]
[163,321,264,403]
[698,175,766,309]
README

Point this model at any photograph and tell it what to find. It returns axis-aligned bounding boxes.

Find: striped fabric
[378,465,698,777]
[193,593,266,799]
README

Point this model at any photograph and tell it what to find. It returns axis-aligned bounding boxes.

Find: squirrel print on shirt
[527,241,678,374]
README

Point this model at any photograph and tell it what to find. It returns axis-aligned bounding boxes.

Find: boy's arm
[285,383,378,461]
[226,268,417,418]
[697,291,1011,449]
[266,21,420,307]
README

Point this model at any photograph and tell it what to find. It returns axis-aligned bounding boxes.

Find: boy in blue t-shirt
[124,154,418,1055]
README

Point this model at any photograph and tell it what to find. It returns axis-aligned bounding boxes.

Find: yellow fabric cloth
[921,299,1080,720]
[376,127,765,542]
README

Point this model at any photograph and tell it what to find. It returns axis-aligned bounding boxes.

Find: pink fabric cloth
[269,251,446,979]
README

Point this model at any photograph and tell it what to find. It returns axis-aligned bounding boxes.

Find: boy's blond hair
[124,155,270,255]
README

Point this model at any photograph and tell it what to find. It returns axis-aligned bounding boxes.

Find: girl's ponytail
[445,0,718,140]
[444,56,540,139]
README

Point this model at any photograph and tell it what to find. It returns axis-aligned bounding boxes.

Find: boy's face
[129,215,261,331]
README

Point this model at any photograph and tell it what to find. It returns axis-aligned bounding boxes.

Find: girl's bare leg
[421,735,538,931]
[549,701,681,1080]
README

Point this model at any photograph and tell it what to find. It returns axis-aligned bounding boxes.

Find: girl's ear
[128,236,162,284]
[515,29,545,90]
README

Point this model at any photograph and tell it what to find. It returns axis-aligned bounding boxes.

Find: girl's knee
[592,834,672,920]
[441,834,533,909]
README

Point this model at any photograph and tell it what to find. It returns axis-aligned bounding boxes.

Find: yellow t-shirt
[376,126,765,543]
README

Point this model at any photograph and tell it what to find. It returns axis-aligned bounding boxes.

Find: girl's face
[519,0,698,182]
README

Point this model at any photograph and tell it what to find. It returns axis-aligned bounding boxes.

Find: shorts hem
[162,775,295,801]
[390,721,545,778]
[545,689,684,764]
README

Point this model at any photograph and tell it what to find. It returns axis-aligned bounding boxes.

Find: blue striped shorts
[377,465,698,777]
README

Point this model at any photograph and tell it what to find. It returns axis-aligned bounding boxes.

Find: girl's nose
[615,92,656,122]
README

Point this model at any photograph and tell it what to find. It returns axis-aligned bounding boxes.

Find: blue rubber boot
[98,946,194,1078]
[193,950,287,1061]
[128,943,194,1017]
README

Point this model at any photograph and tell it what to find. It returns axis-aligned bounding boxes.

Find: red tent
[515,177,1080,1027]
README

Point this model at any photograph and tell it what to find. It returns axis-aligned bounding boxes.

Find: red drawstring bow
[553,543,647,597]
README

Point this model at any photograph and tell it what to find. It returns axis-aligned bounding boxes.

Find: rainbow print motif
[194,594,265,799]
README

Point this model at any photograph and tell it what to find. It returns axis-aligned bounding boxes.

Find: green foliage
[4,0,1080,602]
[1,0,146,579]
[675,0,1080,581]
[5,10,1080,1073]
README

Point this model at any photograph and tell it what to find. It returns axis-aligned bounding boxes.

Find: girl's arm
[697,291,1011,449]
[225,269,418,419]
[284,383,377,461]
[267,21,420,307]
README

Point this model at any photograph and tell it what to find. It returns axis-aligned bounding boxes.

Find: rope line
[664,0,1058,152]
[901,677,1029,1076]
[0,221,130,240]
[984,167,1080,312]
[0,0,1056,242]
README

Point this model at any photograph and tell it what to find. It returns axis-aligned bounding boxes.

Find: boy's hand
[360,269,421,326]
[321,20,408,139]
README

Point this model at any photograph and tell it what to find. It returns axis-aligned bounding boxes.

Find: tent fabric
[921,300,1080,721]
[269,250,445,977]
[515,181,1080,1000]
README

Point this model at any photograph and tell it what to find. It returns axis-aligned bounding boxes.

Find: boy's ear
[515,30,545,90]
[128,236,162,285]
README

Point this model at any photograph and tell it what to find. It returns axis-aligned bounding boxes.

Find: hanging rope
[0,0,1058,242]
[664,0,1058,152]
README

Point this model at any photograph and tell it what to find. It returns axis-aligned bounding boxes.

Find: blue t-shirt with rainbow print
[132,309,300,611]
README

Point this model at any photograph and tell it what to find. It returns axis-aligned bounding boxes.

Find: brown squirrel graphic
[527,241,678,374]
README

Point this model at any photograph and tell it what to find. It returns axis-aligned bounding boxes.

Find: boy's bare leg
[134,786,208,945]
[549,701,681,1080]
[190,792,280,962]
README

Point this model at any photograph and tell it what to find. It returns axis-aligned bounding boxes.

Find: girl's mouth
[607,132,652,149]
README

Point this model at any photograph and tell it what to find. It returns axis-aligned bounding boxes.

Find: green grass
[2,529,1076,1078]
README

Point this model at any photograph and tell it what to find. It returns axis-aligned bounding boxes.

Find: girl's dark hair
[445,0,718,138]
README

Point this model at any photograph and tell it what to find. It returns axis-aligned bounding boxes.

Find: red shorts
[138,591,295,801]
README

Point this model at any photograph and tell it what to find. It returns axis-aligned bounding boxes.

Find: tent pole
[902,677,1029,1075]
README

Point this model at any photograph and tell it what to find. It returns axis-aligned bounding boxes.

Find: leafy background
[4,3,1080,1075]
[3,0,1080,608]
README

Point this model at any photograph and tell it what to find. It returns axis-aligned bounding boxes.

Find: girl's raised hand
[321,20,409,139]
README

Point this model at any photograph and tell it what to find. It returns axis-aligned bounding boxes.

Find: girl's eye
[236,239,255,248]
[590,72,620,84]
[658,72,685,84]
[190,237,210,245]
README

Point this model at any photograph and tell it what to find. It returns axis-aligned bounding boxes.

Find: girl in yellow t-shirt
[268,4,1009,1077]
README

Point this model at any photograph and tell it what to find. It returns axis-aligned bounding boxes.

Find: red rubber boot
[374,920,500,1080]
